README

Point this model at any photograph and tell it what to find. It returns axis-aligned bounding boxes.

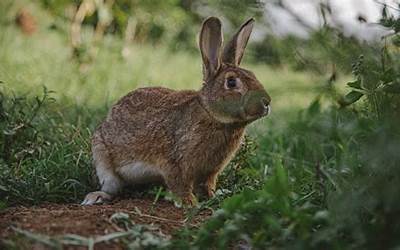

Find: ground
[0,198,211,249]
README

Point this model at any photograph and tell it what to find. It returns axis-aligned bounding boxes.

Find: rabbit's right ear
[222,18,254,66]
[199,17,223,82]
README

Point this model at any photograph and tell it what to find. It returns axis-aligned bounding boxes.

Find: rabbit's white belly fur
[117,161,163,184]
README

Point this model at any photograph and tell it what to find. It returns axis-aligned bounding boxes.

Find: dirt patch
[0,198,211,249]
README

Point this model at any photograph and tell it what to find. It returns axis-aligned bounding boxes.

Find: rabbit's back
[109,87,176,123]
[93,87,200,168]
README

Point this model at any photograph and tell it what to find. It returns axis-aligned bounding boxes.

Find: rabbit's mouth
[240,104,271,123]
[241,90,271,122]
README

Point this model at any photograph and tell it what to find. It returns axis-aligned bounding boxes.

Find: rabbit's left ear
[199,17,223,82]
[222,18,254,66]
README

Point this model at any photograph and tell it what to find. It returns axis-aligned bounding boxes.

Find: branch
[274,0,316,31]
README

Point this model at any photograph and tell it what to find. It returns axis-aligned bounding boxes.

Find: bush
[0,87,95,206]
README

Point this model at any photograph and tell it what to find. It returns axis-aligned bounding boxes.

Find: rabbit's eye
[226,78,237,88]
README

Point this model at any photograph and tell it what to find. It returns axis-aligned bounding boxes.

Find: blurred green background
[1,0,357,113]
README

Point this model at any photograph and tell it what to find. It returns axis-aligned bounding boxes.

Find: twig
[129,210,185,225]
[373,0,400,11]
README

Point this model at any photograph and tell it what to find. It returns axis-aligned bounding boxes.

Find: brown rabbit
[82,17,271,206]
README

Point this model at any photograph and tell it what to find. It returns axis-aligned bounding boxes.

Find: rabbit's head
[199,17,271,124]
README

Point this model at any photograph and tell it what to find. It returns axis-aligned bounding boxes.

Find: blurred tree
[15,8,37,35]
[36,0,384,75]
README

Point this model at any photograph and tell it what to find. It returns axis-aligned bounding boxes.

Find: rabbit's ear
[199,17,223,81]
[222,18,254,66]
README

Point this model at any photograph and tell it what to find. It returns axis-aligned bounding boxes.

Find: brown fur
[97,87,245,201]
[82,17,271,206]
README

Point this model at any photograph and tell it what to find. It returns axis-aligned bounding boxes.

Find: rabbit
[81,17,271,206]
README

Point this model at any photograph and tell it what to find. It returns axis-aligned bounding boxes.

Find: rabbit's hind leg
[205,173,218,198]
[81,147,123,205]
[165,169,197,206]
[194,173,218,199]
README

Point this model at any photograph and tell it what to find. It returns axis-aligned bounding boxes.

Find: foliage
[0,87,95,206]
[177,163,328,249]
[36,0,377,73]
[339,3,400,112]
[325,7,400,249]
[36,0,264,52]
[218,136,262,194]
[168,5,400,249]
[340,44,400,119]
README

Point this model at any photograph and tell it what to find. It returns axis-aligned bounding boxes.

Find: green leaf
[347,79,362,90]
[307,98,321,115]
[392,35,400,47]
[381,68,395,84]
[12,227,60,248]
[340,91,364,106]
[381,81,400,94]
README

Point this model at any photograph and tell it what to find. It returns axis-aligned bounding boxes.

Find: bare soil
[0,198,211,249]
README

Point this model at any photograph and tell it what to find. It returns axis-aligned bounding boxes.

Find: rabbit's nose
[261,97,270,109]
[261,98,271,116]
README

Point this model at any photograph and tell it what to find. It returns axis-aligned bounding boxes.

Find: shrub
[0,87,94,206]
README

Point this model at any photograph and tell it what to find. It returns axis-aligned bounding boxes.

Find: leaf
[12,227,60,248]
[3,129,16,135]
[381,81,400,94]
[347,79,362,90]
[339,91,364,106]
[273,162,289,196]
[0,185,8,192]
[61,234,91,246]
[110,212,130,222]
[392,35,400,47]
[307,98,321,115]
[381,4,388,20]
[94,231,134,243]
[222,193,244,212]
[313,210,329,221]
[381,68,395,84]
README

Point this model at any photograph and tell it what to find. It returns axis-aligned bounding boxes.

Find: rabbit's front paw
[207,188,216,198]
[81,191,112,205]
[194,184,215,199]
[205,175,217,198]
[182,193,198,207]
